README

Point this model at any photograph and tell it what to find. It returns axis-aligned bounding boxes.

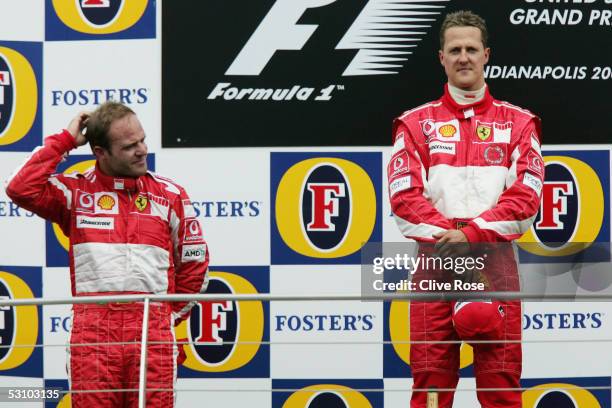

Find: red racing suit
[5,130,209,407]
[388,85,543,408]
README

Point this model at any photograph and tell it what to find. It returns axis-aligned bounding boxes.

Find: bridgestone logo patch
[76,216,114,230]
[429,141,456,155]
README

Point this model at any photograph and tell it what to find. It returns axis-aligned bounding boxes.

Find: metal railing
[1,291,611,407]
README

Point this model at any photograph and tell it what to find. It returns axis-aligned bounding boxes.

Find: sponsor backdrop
[163,0,611,147]
[0,1,611,407]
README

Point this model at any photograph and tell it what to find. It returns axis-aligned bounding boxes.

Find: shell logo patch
[97,194,115,210]
[439,124,457,138]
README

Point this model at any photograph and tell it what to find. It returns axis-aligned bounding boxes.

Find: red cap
[452,301,505,339]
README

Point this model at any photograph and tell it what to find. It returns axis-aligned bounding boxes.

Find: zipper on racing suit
[463,108,475,218]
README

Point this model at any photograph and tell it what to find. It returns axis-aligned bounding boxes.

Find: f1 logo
[226,0,335,75]
[195,301,233,344]
[226,0,445,77]
[0,71,9,107]
[307,183,345,231]
[536,182,573,229]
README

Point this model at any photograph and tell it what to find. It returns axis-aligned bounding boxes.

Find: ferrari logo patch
[477,125,492,141]
[135,195,148,212]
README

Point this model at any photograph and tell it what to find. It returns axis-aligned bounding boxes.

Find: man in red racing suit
[388,11,543,408]
[5,102,209,407]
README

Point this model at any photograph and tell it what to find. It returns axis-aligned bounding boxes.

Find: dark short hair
[439,10,488,50]
[86,101,135,151]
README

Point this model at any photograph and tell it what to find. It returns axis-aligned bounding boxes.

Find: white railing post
[138,297,151,408]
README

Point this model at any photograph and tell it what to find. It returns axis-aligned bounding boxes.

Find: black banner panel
[162,0,612,147]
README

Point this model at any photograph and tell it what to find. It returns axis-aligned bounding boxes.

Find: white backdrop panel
[0,0,44,42]
[43,40,161,152]
[157,149,270,266]
[270,265,382,379]
[0,154,45,266]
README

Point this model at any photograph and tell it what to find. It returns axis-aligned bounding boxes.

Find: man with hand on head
[5,101,209,407]
[388,10,543,408]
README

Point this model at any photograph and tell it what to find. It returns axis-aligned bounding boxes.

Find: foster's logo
[518,151,610,261]
[521,377,609,408]
[302,163,349,248]
[272,153,381,264]
[176,267,269,377]
[0,267,42,377]
[47,0,155,40]
[272,379,383,408]
[0,43,42,151]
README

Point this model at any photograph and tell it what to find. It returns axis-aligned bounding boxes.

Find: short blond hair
[439,10,488,49]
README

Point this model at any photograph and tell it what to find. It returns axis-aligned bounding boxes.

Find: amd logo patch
[182,244,206,262]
